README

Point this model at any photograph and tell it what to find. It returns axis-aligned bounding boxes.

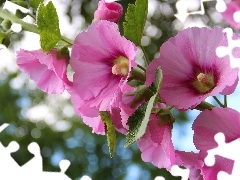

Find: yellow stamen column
[192,72,215,93]
[112,56,129,76]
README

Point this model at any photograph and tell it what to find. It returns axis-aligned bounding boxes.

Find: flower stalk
[140,45,150,66]
[213,96,226,108]
[0,9,73,45]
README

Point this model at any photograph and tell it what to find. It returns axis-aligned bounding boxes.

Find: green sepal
[55,40,70,60]
[99,111,116,158]
[158,108,175,126]
[130,85,153,109]
[37,2,61,52]
[128,66,146,83]
[125,68,163,147]
[123,0,148,46]
[128,79,144,87]
[57,47,70,60]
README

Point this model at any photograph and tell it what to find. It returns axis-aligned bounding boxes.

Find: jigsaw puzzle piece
[21,142,42,172]
[36,160,71,180]
[215,0,227,13]
[0,141,20,169]
[220,0,240,29]
[202,155,234,180]
[203,132,240,180]
[170,165,190,180]
[205,132,240,166]
[0,123,9,133]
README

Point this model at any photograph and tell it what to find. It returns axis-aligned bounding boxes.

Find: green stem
[224,95,228,107]
[137,64,146,72]
[61,36,74,45]
[140,45,150,66]
[26,13,36,20]
[0,9,38,33]
[0,9,73,45]
[213,96,225,107]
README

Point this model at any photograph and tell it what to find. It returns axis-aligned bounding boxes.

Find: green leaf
[125,68,162,147]
[30,0,44,9]
[37,2,61,52]
[99,111,116,158]
[123,0,148,46]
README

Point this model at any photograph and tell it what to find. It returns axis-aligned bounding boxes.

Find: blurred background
[0,0,239,179]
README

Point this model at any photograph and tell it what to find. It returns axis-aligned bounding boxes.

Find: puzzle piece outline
[0,124,72,180]
[175,0,227,22]
[204,132,240,180]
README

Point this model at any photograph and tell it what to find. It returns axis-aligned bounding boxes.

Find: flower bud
[94,0,123,23]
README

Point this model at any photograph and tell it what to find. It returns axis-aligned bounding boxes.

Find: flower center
[191,72,215,93]
[112,56,129,76]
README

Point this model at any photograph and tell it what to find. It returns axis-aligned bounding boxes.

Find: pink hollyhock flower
[137,114,175,170]
[175,151,234,180]
[193,107,240,154]
[94,0,123,23]
[191,107,240,179]
[16,49,69,94]
[69,87,127,135]
[175,151,204,180]
[147,27,239,109]
[69,89,105,134]
[221,1,240,29]
[119,83,136,131]
[70,20,137,112]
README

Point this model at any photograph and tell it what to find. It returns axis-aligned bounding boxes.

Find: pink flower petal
[193,107,240,152]
[137,114,175,170]
[16,49,69,94]
[221,1,240,29]
[201,155,234,180]
[175,151,204,180]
